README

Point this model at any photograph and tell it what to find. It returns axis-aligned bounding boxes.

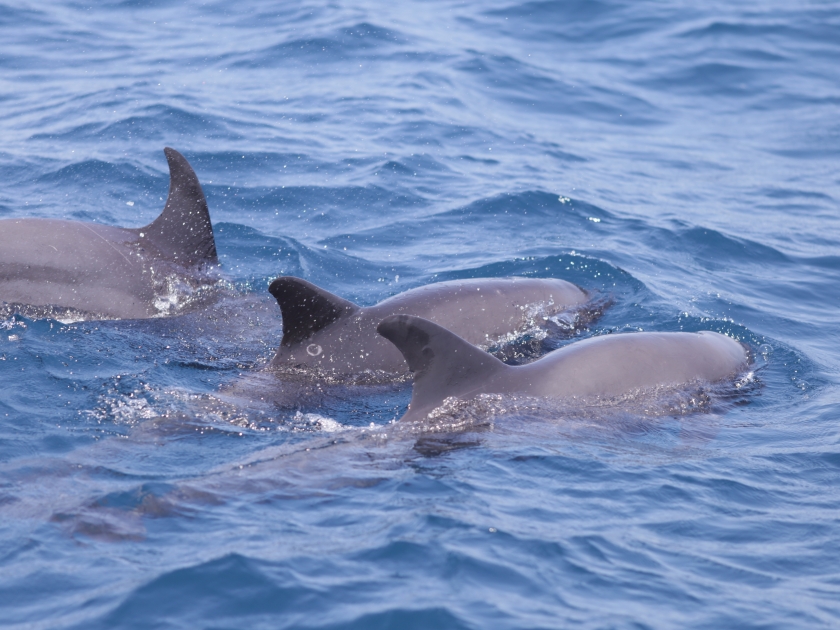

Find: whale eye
[306,344,323,357]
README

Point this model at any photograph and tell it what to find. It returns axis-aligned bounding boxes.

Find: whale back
[377,314,508,421]
[133,147,217,267]
[269,276,359,347]
[379,316,750,422]
[0,148,218,320]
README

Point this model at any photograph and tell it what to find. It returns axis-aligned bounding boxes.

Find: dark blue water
[1,1,839,627]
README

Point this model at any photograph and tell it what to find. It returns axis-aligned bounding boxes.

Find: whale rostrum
[378,314,750,421]
[0,148,218,320]
[268,275,591,379]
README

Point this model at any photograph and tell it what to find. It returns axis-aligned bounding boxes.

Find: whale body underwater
[0,148,218,320]
[267,275,591,379]
[378,315,750,422]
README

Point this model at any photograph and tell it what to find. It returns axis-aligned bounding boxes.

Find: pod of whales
[268,275,589,378]
[1,144,754,427]
[0,148,217,320]
[378,315,750,422]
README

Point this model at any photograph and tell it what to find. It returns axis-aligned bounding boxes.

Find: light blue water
[1,1,839,628]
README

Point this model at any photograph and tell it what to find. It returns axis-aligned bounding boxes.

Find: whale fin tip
[138,147,217,266]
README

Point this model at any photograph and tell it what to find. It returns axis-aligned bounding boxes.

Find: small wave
[30,104,226,144]
[230,22,408,68]
[149,267,230,318]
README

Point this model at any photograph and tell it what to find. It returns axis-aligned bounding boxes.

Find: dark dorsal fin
[269,276,359,346]
[377,315,508,420]
[136,147,217,266]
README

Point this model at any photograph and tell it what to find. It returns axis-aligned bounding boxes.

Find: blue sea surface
[1,1,839,627]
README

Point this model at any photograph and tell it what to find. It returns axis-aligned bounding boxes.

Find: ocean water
[1,0,839,627]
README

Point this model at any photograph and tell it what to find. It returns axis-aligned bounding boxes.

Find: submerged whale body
[268,275,590,379]
[0,148,218,320]
[378,315,750,422]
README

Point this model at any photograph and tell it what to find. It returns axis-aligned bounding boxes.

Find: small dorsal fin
[377,315,508,420]
[269,276,358,346]
[137,147,217,266]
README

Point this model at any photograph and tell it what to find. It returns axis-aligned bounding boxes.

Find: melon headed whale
[268,275,590,379]
[0,148,218,320]
[378,315,750,422]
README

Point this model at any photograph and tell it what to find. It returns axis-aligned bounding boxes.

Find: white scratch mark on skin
[80,223,133,265]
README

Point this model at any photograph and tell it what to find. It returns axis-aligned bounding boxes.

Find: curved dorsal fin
[137,147,217,266]
[269,276,358,346]
[377,315,508,420]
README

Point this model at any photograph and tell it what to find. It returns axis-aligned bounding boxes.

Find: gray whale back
[0,148,217,320]
[378,315,750,421]
[268,275,590,378]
